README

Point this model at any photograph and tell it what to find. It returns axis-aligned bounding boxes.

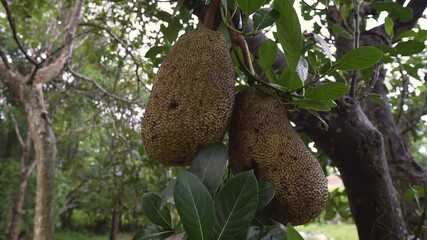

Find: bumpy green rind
[229,86,328,225]
[141,28,235,166]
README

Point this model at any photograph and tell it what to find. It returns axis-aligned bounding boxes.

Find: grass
[296,221,358,240]
[55,231,134,240]
[56,222,357,240]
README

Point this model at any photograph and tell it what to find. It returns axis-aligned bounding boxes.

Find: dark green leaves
[141,193,172,229]
[305,82,349,100]
[174,171,215,240]
[287,223,304,240]
[371,2,413,22]
[292,99,335,112]
[336,47,383,71]
[236,0,266,15]
[274,0,302,77]
[258,39,278,71]
[257,180,275,210]
[214,171,259,240]
[394,40,425,56]
[253,8,280,31]
[132,225,174,240]
[189,144,228,195]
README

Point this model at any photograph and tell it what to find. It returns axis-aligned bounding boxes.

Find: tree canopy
[0,0,426,239]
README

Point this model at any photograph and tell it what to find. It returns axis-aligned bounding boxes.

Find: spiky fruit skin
[141,28,235,166]
[229,86,328,226]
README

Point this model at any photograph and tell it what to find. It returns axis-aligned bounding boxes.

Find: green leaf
[307,51,318,71]
[384,17,394,37]
[132,225,174,240]
[332,24,353,40]
[279,68,303,91]
[307,109,329,131]
[403,64,419,79]
[174,170,215,240]
[371,2,413,22]
[291,99,332,111]
[287,223,304,240]
[336,47,383,71]
[368,93,385,106]
[405,185,426,201]
[394,40,425,56]
[214,171,259,240]
[189,144,228,195]
[274,0,302,73]
[258,39,278,71]
[145,46,167,59]
[257,180,275,210]
[253,8,280,31]
[236,0,266,15]
[141,193,172,229]
[374,45,398,56]
[305,82,349,100]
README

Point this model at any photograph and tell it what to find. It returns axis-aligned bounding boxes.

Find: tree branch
[79,22,149,92]
[31,0,85,85]
[67,64,133,104]
[0,0,38,65]
[6,103,25,147]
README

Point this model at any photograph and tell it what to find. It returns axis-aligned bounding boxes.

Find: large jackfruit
[229,86,328,225]
[141,28,235,166]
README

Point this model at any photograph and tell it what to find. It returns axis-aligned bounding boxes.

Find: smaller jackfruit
[229,86,328,226]
[141,27,235,166]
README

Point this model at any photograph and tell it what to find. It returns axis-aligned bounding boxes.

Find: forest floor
[55,221,357,240]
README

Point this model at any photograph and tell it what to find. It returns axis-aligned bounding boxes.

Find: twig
[395,56,408,125]
[25,159,37,179]
[204,0,221,30]
[349,0,361,98]
[230,30,255,76]
[67,64,133,104]
[358,63,380,100]
[79,22,149,92]
[0,0,38,66]
[301,0,325,11]
[0,46,11,69]
[6,104,24,147]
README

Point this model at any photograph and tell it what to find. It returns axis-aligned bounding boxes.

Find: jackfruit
[229,86,328,225]
[141,27,235,166]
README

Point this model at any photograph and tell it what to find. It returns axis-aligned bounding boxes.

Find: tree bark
[109,204,121,240]
[25,84,58,240]
[296,98,408,239]
[8,134,34,240]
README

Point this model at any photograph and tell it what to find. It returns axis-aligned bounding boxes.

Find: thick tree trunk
[8,134,33,240]
[109,205,121,240]
[297,98,408,239]
[22,84,57,240]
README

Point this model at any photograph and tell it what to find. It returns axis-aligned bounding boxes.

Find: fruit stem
[230,30,255,76]
[204,0,221,30]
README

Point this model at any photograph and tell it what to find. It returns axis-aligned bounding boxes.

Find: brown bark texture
[109,206,121,240]
[181,0,427,239]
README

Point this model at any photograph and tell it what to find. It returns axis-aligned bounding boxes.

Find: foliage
[134,144,307,240]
